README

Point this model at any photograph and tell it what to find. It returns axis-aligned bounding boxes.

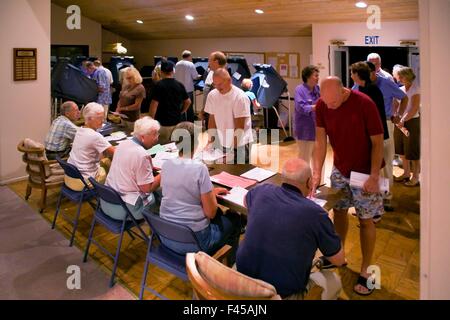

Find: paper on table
[109,111,128,119]
[309,197,327,208]
[350,171,389,192]
[105,131,127,141]
[162,142,178,152]
[147,144,166,156]
[240,167,277,182]
[219,187,248,207]
[196,149,225,162]
[232,72,242,81]
[152,151,178,170]
[210,171,257,189]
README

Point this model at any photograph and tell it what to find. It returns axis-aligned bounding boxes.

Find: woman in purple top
[294,65,320,163]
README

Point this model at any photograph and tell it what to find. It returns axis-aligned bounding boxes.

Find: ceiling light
[136,20,143,24]
[355,1,368,8]
[255,9,264,14]
[185,15,194,21]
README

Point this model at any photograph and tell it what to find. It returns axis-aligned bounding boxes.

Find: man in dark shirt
[236,158,345,299]
[150,60,191,144]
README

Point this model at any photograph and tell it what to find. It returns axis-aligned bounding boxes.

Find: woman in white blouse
[393,67,421,187]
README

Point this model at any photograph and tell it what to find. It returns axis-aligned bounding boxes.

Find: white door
[330,46,350,87]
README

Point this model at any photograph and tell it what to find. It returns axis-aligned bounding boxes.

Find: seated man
[236,158,346,299]
[66,102,115,191]
[102,117,161,221]
[44,101,80,160]
[159,121,241,264]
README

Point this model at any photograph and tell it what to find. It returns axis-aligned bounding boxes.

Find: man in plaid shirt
[44,101,80,160]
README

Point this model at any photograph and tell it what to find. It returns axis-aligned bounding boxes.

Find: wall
[312,21,419,77]
[419,0,450,299]
[0,0,51,184]
[131,37,312,96]
[51,3,102,58]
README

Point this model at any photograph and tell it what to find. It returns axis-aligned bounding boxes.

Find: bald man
[236,159,345,299]
[45,101,80,160]
[312,76,384,296]
[200,51,227,124]
[205,68,253,164]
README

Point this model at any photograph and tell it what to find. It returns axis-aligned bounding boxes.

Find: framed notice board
[14,48,37,81]
[265,52,300,79]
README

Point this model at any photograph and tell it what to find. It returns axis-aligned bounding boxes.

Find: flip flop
[353,275,375,296]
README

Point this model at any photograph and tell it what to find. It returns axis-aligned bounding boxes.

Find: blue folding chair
[52,156,97,246]
[84,177,147,288]
[139,211,231,300]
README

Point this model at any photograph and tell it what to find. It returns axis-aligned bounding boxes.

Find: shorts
[394,117,420,160]
[330,167,384,220]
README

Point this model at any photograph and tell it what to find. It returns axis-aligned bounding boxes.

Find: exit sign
[365,36,380,45]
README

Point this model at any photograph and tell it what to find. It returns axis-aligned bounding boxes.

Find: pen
[317,183,326,189]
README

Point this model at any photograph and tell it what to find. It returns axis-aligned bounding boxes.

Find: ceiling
[52,0,418,40]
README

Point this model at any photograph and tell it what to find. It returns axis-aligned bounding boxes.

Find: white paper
[232,72,242,81]
[240,167,277,182]
[219,187,248,207]
[350,171,389,192]
[289,54,298,66]
[261,78,270,88]
[162,142,178,152]
[279,64,288,77]
[290,66,298,78]
[267,57,277,67]
[309,197,327,207]
[152,151,178,169]
[105,131,127,141]
[196,149,225,162]
[109,111,128,119]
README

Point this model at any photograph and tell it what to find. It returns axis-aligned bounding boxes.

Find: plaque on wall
[14,48,37,81]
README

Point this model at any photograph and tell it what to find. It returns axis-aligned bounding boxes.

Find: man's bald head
[213,68,232,94]
[208,51,227,71]
[320,76,346,109]
[281,158,311,185]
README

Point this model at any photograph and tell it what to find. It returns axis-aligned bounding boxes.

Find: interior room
[0,0,449,301]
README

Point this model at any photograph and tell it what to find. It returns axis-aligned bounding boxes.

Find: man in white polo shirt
[66,102,115,191]
[205,68,253,164]
[102,117,161,220]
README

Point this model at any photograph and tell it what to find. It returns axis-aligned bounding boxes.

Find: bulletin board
[265,52,300,79]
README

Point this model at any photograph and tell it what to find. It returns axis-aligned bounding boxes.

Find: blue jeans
[160,210,241,264]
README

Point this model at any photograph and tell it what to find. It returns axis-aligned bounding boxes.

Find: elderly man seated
[101,117,161,221]
[236,158,346,300]
[44,101,80,160]
[66,102,115,191]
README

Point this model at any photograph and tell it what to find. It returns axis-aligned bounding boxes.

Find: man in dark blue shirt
[236,159,345,299]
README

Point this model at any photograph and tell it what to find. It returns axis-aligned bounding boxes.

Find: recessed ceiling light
[185,15,194,21]
[255,9,264,14]
[355,1,368,8]
[136,20,143,24]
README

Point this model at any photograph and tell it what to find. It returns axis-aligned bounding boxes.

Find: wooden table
[209,164,341,214]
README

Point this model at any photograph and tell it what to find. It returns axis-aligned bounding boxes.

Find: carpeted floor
[0,186,135,300]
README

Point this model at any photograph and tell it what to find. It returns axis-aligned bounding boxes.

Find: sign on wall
[14,48,37,81]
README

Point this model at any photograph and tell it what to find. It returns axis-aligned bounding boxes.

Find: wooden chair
[17,139,64,213]
[186,251,282,300]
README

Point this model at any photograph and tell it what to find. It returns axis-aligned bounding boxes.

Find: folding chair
[139,211,230,300]
[52,156,96,246]
[84,177,147,288]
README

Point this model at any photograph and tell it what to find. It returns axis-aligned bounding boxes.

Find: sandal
[394,175,410,182]
[353,275,375,296]
[404,179,420,187]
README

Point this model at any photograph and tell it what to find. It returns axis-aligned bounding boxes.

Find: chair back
[88,177,123,206]
[186,252,281,300]
[17,140,47,181]
[143,210,199,246]
[56,156,93,192]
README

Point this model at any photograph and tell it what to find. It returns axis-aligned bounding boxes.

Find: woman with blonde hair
[394,67,421,187]
[116,67,146,131]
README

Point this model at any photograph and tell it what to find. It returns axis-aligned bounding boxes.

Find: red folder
[210,171,257,189]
